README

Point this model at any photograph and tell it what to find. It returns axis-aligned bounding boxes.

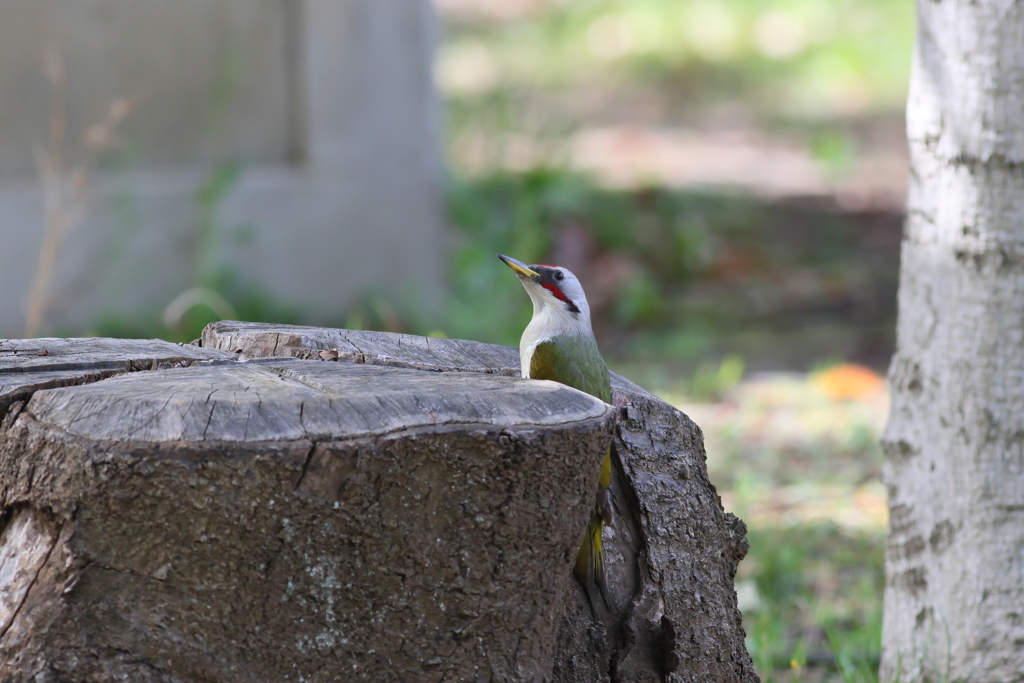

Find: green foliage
[444,168,898,375]
[92,281,302,345]
[689,353,745,400]
[444,169,571,345]
[827,626,881,683]
[742,524,884,682]
[810,128,857,175]
[613,270,663,326]
[444,168,755,346]
[441,0,914,121]
[193,160,243,287]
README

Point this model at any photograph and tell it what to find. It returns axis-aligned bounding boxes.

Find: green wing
[528,336,612,404]
[532,336,614,608]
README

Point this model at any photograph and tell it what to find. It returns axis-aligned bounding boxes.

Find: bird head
[498,254,590,320]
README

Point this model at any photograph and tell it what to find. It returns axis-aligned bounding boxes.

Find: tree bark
[201,321,758,683]
[0,337,615,681]
[882,2,1024,680]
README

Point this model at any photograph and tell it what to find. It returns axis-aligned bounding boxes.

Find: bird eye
[554,270,564,281]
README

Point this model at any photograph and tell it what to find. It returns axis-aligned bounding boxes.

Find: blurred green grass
[742,524,883,683]
[439,0,914,171]
[676,367,887,682]
[447,0,913,106]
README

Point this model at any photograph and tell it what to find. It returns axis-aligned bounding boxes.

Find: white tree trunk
[882,1,1024,681]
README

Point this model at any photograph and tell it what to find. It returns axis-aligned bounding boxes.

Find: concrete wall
[0,0,444,337]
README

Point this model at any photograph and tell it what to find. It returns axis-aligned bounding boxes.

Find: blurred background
[0,0,910,679]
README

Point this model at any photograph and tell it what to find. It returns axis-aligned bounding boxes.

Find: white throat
[519,289,593,377]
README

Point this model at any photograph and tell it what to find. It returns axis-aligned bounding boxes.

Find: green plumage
[527,335,613,610]
[528,336,611,404]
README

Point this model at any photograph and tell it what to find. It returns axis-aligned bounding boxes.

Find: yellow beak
[498,254,540,279]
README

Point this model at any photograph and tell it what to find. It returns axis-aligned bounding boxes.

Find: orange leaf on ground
[811,363,884,400]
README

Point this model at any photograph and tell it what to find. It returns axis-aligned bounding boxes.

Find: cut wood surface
[29,360,608,443]
[0,337,233,420]
[200,321,651,395]
[0,337,232,373]
[204,322,524,374]
[0,335,616,682]
[202,321,757,683]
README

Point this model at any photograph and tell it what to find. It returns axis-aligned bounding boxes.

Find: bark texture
[882,3,1024,680]
[202,321,757,683]
[0,338,616,682]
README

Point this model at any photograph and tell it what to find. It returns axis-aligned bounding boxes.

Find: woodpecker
[498,253,613,609]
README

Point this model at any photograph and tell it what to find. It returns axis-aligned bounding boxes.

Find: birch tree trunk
[881,2,1024,681]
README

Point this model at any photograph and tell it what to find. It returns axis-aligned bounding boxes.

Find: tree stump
[201,323,758,683]
[0,337,615,682]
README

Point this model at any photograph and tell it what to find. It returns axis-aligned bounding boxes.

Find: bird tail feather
[574,514,610,610]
